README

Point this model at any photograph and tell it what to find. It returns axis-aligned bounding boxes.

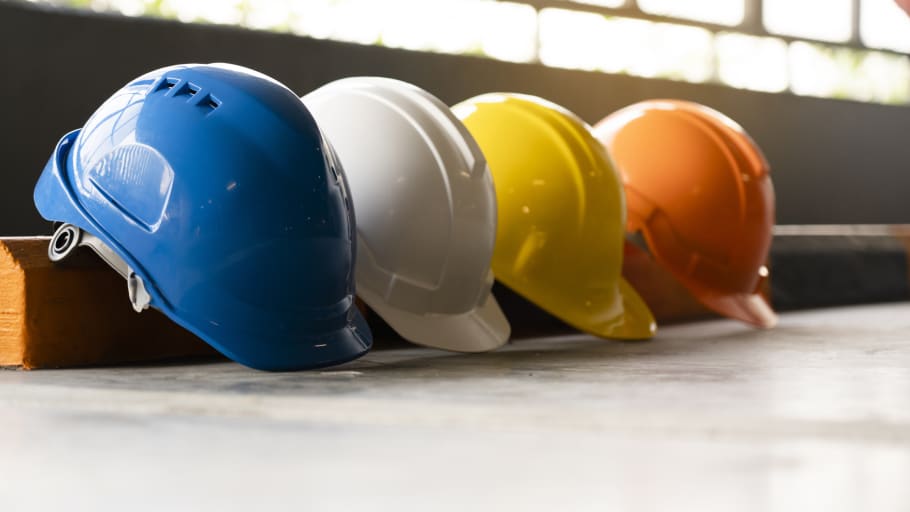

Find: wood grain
[0,237,215,369]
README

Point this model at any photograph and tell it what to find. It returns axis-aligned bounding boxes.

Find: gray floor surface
[2,303,910,511]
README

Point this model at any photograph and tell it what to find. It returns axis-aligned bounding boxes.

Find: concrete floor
[2,303,910,511]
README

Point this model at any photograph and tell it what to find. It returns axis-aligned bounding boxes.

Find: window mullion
[742,0,762,32]
[849,0,862,46]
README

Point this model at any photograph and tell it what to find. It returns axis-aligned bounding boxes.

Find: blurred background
[2,0,910,232]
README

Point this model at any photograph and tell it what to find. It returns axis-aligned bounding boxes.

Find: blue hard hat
[33,63,372,371]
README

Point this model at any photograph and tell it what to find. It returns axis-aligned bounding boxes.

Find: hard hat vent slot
[154,77,180,93]
[174,82,201,98]
[199,94,221,112]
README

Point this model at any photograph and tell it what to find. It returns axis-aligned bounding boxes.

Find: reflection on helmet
[33,63,372,370]
[454,93,656,340]
[304,77,510,352]
[594,100,777,329]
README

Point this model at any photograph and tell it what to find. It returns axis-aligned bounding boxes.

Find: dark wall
[2,1,909,235]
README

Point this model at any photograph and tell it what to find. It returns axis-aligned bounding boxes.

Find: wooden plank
[0,240,28,366]
[0,237,214,369]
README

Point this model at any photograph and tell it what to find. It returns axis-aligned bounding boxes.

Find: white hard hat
[303,77,510,352]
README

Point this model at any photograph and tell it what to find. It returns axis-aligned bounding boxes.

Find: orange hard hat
[593,100,777,328]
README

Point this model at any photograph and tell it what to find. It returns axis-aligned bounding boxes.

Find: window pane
[716,33,789,92]
[380,1,537,60]
[36,0,157,16]
[245,0,295,31]
[538,8,611,71]
[102,0,151,17]
[290,0,383,45]
[638,0,745,26]
[477,2,539,62]
[790,41,910,104]
[290,0,537,62]
[568,0,626,7]
[635,22,714,82]
[158,0,245,25]
[539,9,713,82]
[764,0,853,42]
[860,0,910,53]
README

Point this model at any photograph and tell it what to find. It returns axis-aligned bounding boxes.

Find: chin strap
[48,223,151,313]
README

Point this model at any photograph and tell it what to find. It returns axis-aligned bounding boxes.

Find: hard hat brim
[201,306,373,371]
[359,289,511,352]
[521,277,657,341]
[611,278,658,340]
[698,291,778,329]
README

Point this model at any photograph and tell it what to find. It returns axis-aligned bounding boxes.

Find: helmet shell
[454,93,656,340]
[304,77,509,352]
[34,63,372,370]
[594,100,776,328]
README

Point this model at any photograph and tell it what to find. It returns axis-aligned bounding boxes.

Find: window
[790,42,910,103]
[286,0,538,61]
[638,0,745,26]
[538,9,612,72]
[763,0,853,43]
[21,0,910,105]
[539,9,712,82]
[716,33,789,93]
[569,0,626,7]
[861,0,910,53]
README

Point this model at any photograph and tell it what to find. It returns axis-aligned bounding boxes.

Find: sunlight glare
[638,0,745,26]
[716,33,789,92]
[860,0,910,53]
[764,0,852,42]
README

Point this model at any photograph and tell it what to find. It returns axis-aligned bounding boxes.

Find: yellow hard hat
[453,93,656,340]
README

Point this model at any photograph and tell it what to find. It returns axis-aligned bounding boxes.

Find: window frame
[520,0,896,56]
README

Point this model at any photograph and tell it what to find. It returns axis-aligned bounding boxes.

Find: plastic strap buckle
[48,223,151,312]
